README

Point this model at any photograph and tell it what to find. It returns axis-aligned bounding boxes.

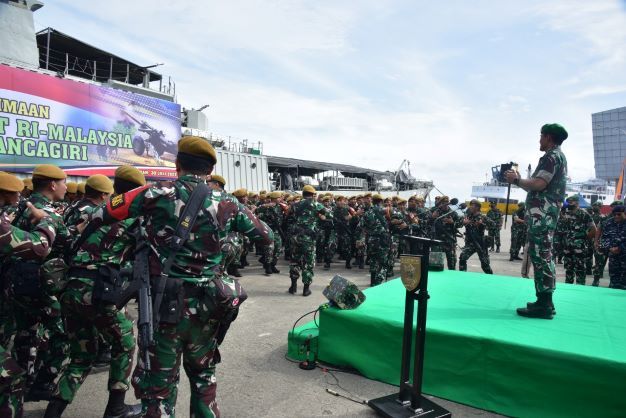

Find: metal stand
[368,236,451,418]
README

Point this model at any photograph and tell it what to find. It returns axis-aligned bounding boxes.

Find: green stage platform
[293,271,626,418]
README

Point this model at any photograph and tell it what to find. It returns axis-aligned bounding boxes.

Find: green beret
[66,182,78,194]
[302,185,316,193]
[541,123,568,143]
[469,199,481,206]
[32,164,66,180]
[115,165,146,186]
[592,201,602,207]
[0,172,24,192]
[86,174,114,194]
[232,188,248,198]
[566,195,579,202]
[518,202,525,207]
[210,175,226,186]
[22,178,33,191]
[610,200,623,207]
[77,182,86,194]
[177,136,217,164]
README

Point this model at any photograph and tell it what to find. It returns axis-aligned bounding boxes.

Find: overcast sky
[36,0,626,199]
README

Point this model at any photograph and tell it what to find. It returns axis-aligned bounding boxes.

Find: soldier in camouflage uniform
[429,196,462,270]
[361,194,392,286]
[552,207,566,264]
[320,195,337,270]
[223,188,249,277]
[459,200,494,274]
[334,196,354,269]
[509,203,527,261]
[599,205,626,289]
[289,185,325,296]
[560,195,596,285]
[63,137,273,417]
[350,200,366,269]
[45,168,145,418]
[9,165,71,402]
[0,172,58,418]
[486,201,503,252]
[255,191,283,275]
[387,199,408,277]
[589,201,608,286]
[506,123,568,319]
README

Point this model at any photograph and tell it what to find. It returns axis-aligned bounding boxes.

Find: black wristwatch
[513,177,520,186]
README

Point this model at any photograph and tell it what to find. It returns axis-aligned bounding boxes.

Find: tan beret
[372,194,384,201]
[0,172,24,192]
[269,191,282,199]
[115,165,146,186]
[232,188,248,198]
[322,195,332,202]
[177,136,217,163]
[210,175,226,186]
[22,178,33,191]
[302,185,316,193]
[86,174,114,194]
[77,182,86,194]
[364,193,372,198]
[66,182,78,194]
[32,164,66,180]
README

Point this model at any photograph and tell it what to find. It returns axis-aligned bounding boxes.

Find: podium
[368,235,451,418]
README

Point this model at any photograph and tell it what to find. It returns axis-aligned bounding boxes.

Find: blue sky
[36,0,626,198]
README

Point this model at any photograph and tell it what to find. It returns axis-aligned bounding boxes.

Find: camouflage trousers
[459,243,493,274]
[336,231,352,261]
[13,292,67,387]
[487,228,501,249]
[0,345,24,418]
[584,243,594,274]
[221,233,243,270]
[593,250,608,280]
[132,296,221,418]
[387,235,400,274]
[54,279,136,403]
[564,250,586,285]
[528,222,557,294]
[290,234,316,285]
[432,241,456,270]
[322,229,337,264]
[264,233,282,266]
[510,226,526,256]
[608,254,626,289]
[368,236,390,286]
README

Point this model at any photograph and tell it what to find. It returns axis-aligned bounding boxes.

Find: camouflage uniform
[320,204,337,268]
[334,205,353,266]
[429,204,462,270]
[255,203,283,268]
[561,207,595,285]
[52,205,137,405]
[289,198,324,288]
[525,145,567,294]
[599,214,626,289]
[11,192,71,394]
[0,208,58,417]
[84,175,272,417]
[552,210,566,264]
[387,206,407,275]
[590,208,608,284]
[361,204,391,285]
[485,206,503,251]
[510,206,527,259]
[459,210,494,274]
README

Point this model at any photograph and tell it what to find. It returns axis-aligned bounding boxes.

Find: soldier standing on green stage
[590,201,608,286]
[459,199,494,274]
[486,201,503,252]
[289,185,326,296]
[0,173,59,418]
[505,123,568,319]
[65,137,272,417]
[599,205,626,289]
[509,202,527,261]
[9,164,71,402]
[561,195,596,285]
[429,196,462,270]
[361,194,392,286]
[45,167,145,418]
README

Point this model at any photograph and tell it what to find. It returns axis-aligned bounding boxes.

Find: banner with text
[0,64,181,177]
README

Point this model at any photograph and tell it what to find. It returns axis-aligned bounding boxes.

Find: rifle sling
[152,182,210,326]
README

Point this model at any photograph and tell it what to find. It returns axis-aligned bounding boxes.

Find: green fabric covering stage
[313,270,626,418]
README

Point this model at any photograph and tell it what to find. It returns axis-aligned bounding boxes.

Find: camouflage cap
[178,136,217,164]
[66,182,78,194]
[32,164,66,180]
[115,165,146,186]
[0,172,24,192]
[86,174,114,194]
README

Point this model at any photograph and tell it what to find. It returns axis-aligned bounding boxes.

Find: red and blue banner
[0,64,180,178]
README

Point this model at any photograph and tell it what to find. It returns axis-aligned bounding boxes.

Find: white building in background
[592,106,626,181]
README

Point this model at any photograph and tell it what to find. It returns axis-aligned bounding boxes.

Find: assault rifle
[131,220,153,369]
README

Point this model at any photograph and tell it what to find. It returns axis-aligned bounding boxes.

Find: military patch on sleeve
[111,194,125,209]
[107,184,150,221]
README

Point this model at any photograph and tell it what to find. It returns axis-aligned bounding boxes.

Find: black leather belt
[67,267,101,280]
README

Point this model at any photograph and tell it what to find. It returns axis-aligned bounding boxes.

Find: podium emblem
[400,255,421,292]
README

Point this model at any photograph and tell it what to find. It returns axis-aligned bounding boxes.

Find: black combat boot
[227,264,242,278]
[302,284,311,297]
[496,246,500,253]
[517,293,554,319]
[323,261,330,270]
[44,398,68,418]
[264,262,273,275]
[240,255,249,268]
[271,263,280,274]
[288,277,298,294]
[103,390,142,418]
[370,272,376,287]
[357,256,364,269]
[526,292,556,315]
[345,259,352,269]
[592,278,600,287]
[26,370,56,402]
